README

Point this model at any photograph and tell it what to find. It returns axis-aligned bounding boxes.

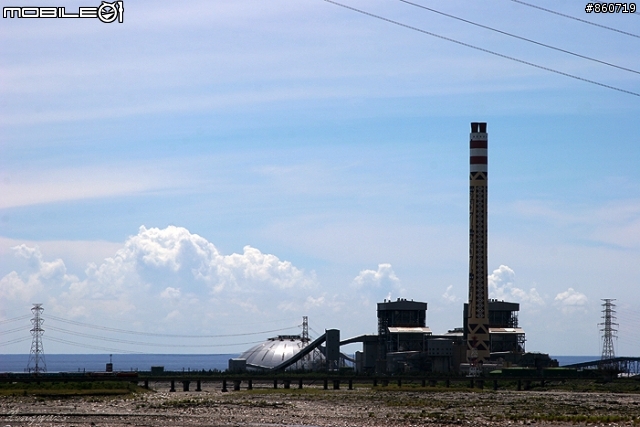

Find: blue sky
[1,0,639,357]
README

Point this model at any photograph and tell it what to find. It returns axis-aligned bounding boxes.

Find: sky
[1,0,639,358]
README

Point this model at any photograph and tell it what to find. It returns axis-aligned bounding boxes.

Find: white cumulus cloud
[350,263,404,306]
[0,225,318,330]
[488,265,545,307]
[554,287,588,314]
[0,245,78,303]
[352,263,400,290]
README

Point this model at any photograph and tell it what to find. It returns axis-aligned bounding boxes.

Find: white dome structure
[239,335,324,370]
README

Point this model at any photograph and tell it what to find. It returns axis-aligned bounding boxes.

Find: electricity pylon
[26,303,47,374]
[599,299,617,365]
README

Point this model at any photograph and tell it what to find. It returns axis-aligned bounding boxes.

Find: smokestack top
[470,122,487,133]
[470,122,487,173]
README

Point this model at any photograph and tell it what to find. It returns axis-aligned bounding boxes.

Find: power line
[0,325,29,335]
[0,336,32,347]
[508,0,640,38]
[0,315,31,325]
[45,336,146,354]
[399,0,640,75]
[47,314,298,338]
[45,335,264,354]
[47,325,271,348]
[322,0,640,98]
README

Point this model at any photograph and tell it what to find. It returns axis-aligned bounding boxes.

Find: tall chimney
[467,122,490,367]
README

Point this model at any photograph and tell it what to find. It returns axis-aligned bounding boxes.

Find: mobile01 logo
[3,1,124,23]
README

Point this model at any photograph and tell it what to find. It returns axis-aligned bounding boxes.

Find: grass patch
[0,381,144,397]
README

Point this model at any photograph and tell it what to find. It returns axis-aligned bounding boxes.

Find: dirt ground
[2,380,640,427]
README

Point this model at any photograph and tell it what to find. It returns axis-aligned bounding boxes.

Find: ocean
[0,354,238,373]
[553,355,602,366]
[1,354,599,373]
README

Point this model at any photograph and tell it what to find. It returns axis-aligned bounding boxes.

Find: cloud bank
[1,226,318,331]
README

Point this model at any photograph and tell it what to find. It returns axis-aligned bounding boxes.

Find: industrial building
[465,300,526,354]
[231,122,554,375]
[229,317,347,372]
[234,334,325,371]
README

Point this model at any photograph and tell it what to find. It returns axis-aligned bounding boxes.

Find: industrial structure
[467,122,491,371]
[5,122,634,380]
[9,122,555,377]
[233,334,325,371]
[229,121,554,375]
[26,303,47,374]
[599,299,618,363]
[229,317,347,372]
[376,299,432,372]
[463,300,525,354]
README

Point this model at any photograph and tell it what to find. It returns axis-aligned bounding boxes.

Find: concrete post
[182,380,190,392]
[170,380,176,392]
[233,380,241,391]
[196,380,202,392]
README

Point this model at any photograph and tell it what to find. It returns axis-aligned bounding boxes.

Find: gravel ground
[2,381,640,427]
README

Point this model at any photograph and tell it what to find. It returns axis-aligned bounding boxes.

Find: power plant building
[376,299,431,372]
[231,122,556,375]
[464,300,525,354]
[237,335,324,371]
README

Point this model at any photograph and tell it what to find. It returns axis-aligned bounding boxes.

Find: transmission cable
[0,326,30,335]
[399,0,640,75]
[45,336,146,354]
[47,325,268,348]
[508,0,640,38]
[0,336,32,347]
[46,335,264,353]
[322,0,640,98]
[47,314,299,338]
[0,314,31,325]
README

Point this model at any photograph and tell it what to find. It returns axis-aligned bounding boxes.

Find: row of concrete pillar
[140,377,538,392]
[143,378,358,392]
